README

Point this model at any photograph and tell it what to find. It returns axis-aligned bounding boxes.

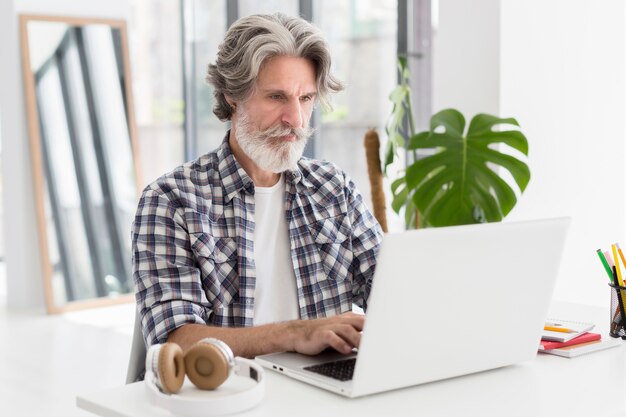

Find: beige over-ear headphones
[145,338,264,417]
[147,338,234,393]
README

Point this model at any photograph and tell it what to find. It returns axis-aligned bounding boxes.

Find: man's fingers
[319,324,361,354]
[323,331,353,355]
[332,312,365,331]
[291,312,366,356]
[332,323,362,350]
[346,314,365,331]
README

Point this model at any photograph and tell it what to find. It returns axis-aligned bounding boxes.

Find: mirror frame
[19,14,142,313]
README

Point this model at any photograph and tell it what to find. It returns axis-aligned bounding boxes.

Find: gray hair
[206,13,344,121]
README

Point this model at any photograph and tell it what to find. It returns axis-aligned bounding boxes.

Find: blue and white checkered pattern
[132,132,383,346]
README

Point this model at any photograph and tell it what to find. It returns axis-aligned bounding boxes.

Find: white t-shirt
[252,175,300,325]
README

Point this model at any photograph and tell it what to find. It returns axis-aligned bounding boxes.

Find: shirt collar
[217,131,314,203]
[217,132,255,203]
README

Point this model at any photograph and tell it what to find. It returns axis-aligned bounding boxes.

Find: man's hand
[288,312,365,355]
[168,312,365,358]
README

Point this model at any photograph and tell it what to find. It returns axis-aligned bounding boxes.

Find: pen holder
[609,283,626,339]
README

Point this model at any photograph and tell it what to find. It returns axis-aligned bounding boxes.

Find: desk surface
[77,302,626,417]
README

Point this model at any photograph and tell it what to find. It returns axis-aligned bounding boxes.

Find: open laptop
[256,217,571,397]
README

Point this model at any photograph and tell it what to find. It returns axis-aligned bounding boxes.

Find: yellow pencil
[544,325,572,333]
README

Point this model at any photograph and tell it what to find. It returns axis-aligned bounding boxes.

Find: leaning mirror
[20,15,141,313]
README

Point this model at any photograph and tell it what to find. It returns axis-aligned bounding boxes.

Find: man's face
[233,55,317,173]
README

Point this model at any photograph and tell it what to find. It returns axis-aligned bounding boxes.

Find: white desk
[77,303,626,417]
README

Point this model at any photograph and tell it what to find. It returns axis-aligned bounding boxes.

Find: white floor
[0,268,135,417]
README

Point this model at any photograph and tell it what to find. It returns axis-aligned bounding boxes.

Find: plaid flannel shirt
[132,133,383,346]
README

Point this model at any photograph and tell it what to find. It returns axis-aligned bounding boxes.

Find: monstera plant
[385,58,531,228]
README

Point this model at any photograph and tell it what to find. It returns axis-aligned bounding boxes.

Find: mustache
[256,123,315,142]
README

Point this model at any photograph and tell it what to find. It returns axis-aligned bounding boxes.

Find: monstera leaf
[390,109,530,228]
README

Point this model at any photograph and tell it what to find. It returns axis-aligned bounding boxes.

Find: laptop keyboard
[304,358,356,381]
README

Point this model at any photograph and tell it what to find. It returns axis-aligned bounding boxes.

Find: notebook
[256,217,571,398]
[542,319,595,342]
[539,332,601,350]
[539,338,621,358]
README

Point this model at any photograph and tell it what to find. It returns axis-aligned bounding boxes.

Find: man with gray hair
[132,13,383,359]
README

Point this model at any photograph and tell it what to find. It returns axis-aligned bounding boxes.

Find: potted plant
[384,58,531,228]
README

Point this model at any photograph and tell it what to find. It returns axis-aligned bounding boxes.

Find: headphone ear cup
[184,341,230,390]
[157,343,186,394]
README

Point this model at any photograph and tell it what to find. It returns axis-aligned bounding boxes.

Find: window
[129,0,185,185]
[313,0,398,220]
[182,0,227,157]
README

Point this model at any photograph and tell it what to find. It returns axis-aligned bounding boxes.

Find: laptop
[256,217,571,397]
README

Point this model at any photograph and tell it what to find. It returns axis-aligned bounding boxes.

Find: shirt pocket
[308,215,353,281]
[189,232,239,307]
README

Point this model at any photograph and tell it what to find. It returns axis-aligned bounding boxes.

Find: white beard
[235,109,314,173]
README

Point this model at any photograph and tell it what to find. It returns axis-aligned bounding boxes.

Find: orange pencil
[544,325,572,333]
[617,243,626,270]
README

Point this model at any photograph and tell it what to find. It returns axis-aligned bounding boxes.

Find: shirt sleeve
[344,174,384,311]
[132,189,211,346]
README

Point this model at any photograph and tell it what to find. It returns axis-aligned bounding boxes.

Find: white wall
[433,0,501,117]
[0,0,42,311]
[435,0,626,307]
[0,0,129,311]
[501,0,626,307]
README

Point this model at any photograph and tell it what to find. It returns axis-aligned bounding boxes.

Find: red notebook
[539,332,601,351]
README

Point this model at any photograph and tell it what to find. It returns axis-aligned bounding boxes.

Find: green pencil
[597,249,615,283]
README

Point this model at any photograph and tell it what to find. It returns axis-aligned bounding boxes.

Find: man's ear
[225,95,237,112]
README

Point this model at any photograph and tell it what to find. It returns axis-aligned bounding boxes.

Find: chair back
[126,307,147,383]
